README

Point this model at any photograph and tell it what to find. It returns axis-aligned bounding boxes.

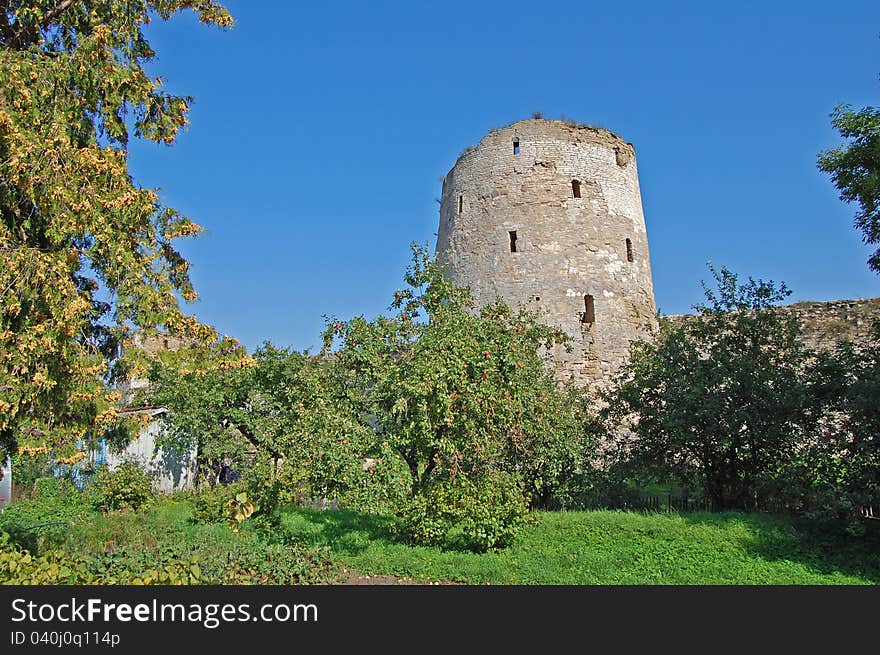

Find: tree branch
[42,0,79,26]
[1,1,78,49]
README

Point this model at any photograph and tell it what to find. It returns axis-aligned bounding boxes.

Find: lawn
[281,507,880,585]
[5,491,878,585]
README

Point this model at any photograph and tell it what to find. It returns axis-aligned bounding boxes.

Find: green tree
[324,244,590,507]
[608,266,813,511]
[783,326,880,529]
[0,2,233,460]
[147,343,390,508]
[818,103,880,273]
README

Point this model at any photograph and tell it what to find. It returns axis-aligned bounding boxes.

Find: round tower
[435,118,657,387]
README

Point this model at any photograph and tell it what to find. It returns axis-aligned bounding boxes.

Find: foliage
[0,477,90,553]
[397,471,529,551]
[225,491,255,533]
[325,243,583,497]
[7,450,52,495]
[189,467,280,532]
[510,384,598,509]
[0,530,202,585]
[763,326,880,532]
[152,245,591,546]
[0,1,234,461]
[554,467,655,511]
[89,460,155,512]
[206,539,332,585]
[147,343,384,509]
[607,265,813,510]
[31,475,76,503]
[1,495,336,585]
[0,533,98,584]
[85,538,332,585]
[321,244,594,544]
[189,481,238,525]
[818,103,880,273]
[284,507,880,585]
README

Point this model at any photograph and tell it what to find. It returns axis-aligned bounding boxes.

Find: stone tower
[435,118,657,387]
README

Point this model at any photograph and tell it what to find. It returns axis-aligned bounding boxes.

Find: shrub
[89,460,155,512]
[8,452,52,496]
[190,482,241,525]
[1,524,334,585]
[0,534,98,584]
[606,266,812,511]
[0,479,92,554]
[31,476,79,503]
[75,535,333,585]
[398,472,529,552]
[190,470,279,532]
[211,540,333,584]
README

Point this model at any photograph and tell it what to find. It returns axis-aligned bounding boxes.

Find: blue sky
[128,1,880,353]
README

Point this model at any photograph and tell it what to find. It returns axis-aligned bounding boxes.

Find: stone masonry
[663,298,880,352]
[435,119,657,386]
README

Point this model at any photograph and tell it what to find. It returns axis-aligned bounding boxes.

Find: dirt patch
[339,570,460,585]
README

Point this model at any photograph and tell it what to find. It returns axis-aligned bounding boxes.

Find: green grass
[281,507,880,585]
[7,492,878,585]
[1,496,336,584]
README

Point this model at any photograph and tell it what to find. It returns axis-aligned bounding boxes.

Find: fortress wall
[661,298,880,351]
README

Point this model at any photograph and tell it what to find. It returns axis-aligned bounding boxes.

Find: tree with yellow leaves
[0,1,234,460]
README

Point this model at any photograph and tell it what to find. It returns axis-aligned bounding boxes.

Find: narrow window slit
[581,294,595,324]
[458,195,463,214]
[509,230,518,253]
[513,139,520,155]
[572,179,582,198]
[626,238,633,262]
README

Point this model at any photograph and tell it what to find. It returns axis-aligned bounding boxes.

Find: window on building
[581,294,595,324]
[572,179,582,198]
[513,139,520,155]
[509,230,518,253]
[458,195,463,214]
[626,238,633,262]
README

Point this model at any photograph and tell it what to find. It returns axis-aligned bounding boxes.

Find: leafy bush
[210,540,333,584]
[83,544,204,585]
[190,472,278,532]
[0,533,98,584]
[320,454,410,516]
[758,433,880,535]
[0,479,92,554]
[0,532,202,585]
[2,518,334,585]
[31,477,79,503]
[326,244,573,509]
[606,266,813,511]
[8,452,52,496]
[398,472,529,552]
[89,461,155,512]
[225,491,255,533]
[70,535,332,585]
[190,483,241,525]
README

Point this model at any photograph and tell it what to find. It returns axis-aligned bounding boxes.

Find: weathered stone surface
[662,298,880,351]
[436,119,657,387]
